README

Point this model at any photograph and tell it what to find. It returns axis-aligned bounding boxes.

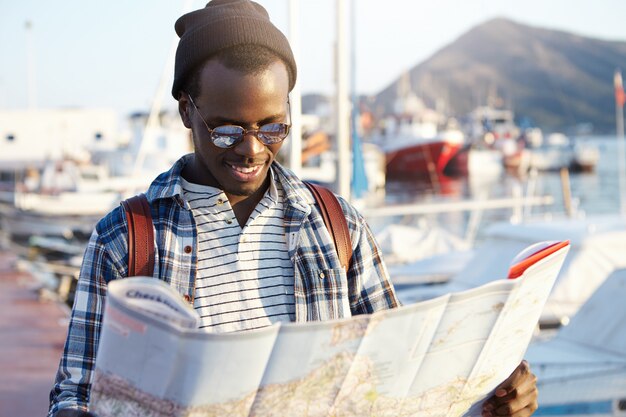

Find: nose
[233,132,265,158]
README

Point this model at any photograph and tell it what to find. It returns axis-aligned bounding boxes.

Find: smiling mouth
[227,163,264,181]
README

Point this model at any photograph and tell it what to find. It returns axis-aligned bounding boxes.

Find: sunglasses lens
[212,126,244,148]
[258,123,289,144]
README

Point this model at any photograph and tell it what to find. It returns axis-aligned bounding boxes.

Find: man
[48,1,538,416]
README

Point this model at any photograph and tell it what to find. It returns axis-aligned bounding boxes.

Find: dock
[0,251,69,417]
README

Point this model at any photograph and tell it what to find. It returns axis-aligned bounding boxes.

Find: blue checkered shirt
[48,154,399,416]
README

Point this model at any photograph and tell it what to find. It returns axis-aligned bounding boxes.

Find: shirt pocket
[310,267,351,320]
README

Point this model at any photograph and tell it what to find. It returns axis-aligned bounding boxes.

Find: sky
[1,0,626,117]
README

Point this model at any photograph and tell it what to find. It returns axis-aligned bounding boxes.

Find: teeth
[231,165,257,174]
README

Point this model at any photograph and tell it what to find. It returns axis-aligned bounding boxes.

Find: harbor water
[381,136,624,240]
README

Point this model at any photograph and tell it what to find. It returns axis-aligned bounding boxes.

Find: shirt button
[183,294,192,302]
[319,272,325,279]
[184,245,192,254]
[217,198,224,205]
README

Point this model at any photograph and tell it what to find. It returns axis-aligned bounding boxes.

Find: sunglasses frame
[187,94,291,149]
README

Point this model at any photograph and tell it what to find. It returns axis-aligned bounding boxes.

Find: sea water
[381,136,625,241]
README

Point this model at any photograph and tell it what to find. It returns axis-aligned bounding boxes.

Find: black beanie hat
[172,0,297,99]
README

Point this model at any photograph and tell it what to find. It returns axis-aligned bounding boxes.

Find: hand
[482,360,538,417]
[56,409,98,417]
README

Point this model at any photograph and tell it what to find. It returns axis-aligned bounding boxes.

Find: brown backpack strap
[303,182,353,271]
[121,194,155,277]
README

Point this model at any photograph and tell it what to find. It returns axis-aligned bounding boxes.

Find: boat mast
[287,0,302,177]
[335,0,351,199]
[25,20,37,109]
[615,69,626,214]
[350,0,368,199]
[133,0,195,176]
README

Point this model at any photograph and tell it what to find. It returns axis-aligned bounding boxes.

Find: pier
[0,251,69,417]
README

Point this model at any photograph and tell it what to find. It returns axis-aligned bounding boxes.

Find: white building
[0,108,119,167]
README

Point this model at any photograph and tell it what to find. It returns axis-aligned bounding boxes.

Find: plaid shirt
[48,154,399,416]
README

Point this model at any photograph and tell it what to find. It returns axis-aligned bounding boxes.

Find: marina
[1,135,625,416]
[2,1,626,416]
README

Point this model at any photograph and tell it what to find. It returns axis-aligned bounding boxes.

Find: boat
[395,214,626,329]
[442,141,504,178]
[383,128,465,180]
[368,72,465,181]
[525,268,626,416]
[464,105,531,174]
[374,222,473,287]
[1,187,125,241]
[526,133,600,172]
[0,106,193,241]
[466,106,521,143]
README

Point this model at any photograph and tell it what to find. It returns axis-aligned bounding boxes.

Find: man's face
[179,59,290,200]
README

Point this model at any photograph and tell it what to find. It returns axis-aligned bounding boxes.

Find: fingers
[497,360,530,394]
[490,387,538,416]
[56,409,99,417]
[482,361,539,417]
[484,403,538,417]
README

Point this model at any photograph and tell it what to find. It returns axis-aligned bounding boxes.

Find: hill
[372,18,626,133]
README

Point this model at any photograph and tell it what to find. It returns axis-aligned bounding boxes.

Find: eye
[211,125,244,148]
[258,123,290,143]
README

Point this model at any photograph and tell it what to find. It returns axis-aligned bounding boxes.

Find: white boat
[443,142,504,178]
[13,190,122,216]
[466,106,520,142]
[525,268,626,416]
[396,214,626,328]
[0,208,102,240]
[374,223,474,286]
[527,133,600,172]
[0,106,193,240]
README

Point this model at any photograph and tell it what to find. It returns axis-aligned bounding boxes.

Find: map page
[90,241,569,417]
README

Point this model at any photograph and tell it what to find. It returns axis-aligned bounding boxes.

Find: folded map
[91,240,570,417]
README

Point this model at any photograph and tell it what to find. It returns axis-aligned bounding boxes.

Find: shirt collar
[266,168,279,203]
[144,153,191,208]
[144,154,305,212]
[270,162,315,214]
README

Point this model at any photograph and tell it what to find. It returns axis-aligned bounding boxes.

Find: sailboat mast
[133,0,195,176]
[615,69,625,214]
[335,0,351,199]
[25,20,37,110]
[287,0,302,177]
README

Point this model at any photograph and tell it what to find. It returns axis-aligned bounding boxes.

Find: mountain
[372,18,626,133]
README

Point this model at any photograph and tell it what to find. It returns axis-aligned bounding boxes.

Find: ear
[178,93,193,129]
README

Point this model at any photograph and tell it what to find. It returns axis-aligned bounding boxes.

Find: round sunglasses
[187,95,291,149]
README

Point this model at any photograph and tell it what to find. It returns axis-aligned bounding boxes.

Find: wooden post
[560,167,573,217]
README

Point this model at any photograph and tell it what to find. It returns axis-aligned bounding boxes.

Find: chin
[227,188,256,197]
[224,183,261,197]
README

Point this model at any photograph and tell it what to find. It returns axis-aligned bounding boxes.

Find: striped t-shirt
[181,176,295,333]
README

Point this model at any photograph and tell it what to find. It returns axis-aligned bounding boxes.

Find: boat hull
[385,140,462,180]
[444,145,504,177]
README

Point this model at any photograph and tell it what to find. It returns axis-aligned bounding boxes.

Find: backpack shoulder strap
[120,193,155,277]
[303,181,353,271]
